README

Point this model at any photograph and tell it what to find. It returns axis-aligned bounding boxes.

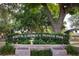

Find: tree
[14,3,68,33]
[69,14,79,29]
[41,4,67,32]
[14,4,52,33]
[0,3,19,34]
[42,3,79,32]
[8,4,79,33]
[0,3,79,34]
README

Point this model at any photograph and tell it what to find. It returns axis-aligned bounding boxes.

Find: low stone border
[14,44,67,56]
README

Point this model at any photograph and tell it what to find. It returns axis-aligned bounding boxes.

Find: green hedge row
[33,35,69,44]
[6,33,69,44]
[31,49,52,56]
[6,37,31,44]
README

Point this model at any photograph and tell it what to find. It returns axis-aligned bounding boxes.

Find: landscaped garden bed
[65,45,79,56]
[2,33,70,56]
[0,43,15,55]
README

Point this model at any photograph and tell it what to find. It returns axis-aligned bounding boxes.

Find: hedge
[6,33,69,44]
[31,49,52,56]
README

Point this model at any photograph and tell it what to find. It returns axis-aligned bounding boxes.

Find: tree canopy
[0,3,79,35]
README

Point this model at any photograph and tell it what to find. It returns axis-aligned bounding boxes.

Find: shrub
[65,45,79,55]
[33,38,46,44]
[18,39,30,44]
[19,38,30,44]
[63,34,69,44]
[0,43,15,55]
[31,49,52,56]
[6,37,31,44]
[33,35,69,44]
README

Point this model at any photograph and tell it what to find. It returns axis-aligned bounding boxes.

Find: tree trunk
[42,3,67,32]
[53,24,61,32]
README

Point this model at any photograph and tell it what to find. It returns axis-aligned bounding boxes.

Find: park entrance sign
[6,33,69,56]
[7,33,69,44]
[12,33,64,39]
